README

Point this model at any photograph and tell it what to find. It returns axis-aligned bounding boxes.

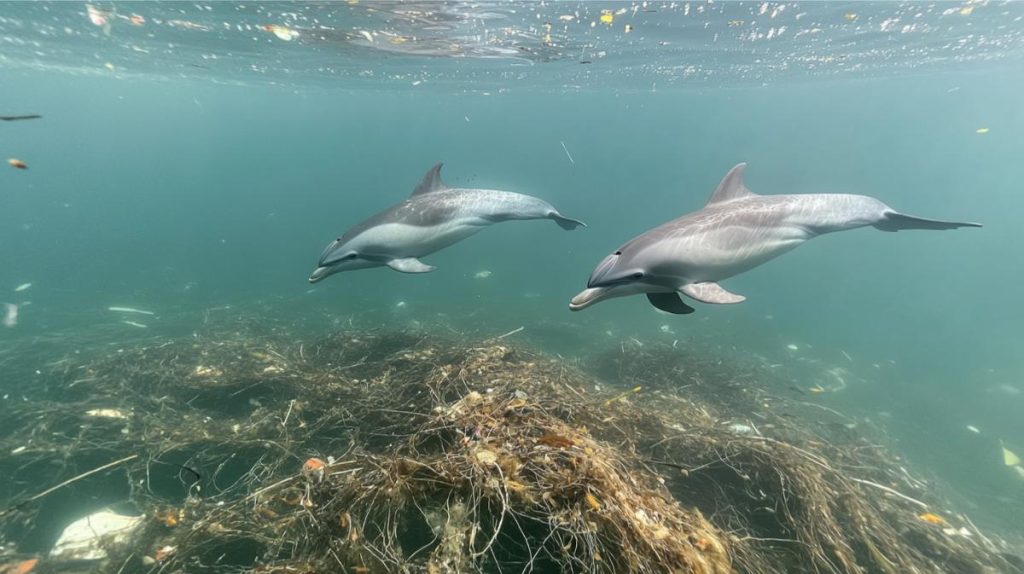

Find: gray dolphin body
[570,163,981,314]
[310,163,584,282]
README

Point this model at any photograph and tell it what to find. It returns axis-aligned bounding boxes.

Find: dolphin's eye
[614,251,622,256]
[631,272,644,279]
[345,253,357,260]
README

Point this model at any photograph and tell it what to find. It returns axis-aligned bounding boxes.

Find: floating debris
[154,545,176,562]
[599,9,614,24]
[0,558,38,574]
[13,283,32,292]
[301,458,327,483]
[560,140,575,165]
[786,343,799,351]
[976,127,990,134]
[84,408,128,419]
[108,306,155,315]
[193,365,223,377]
[7,159,27,170]
[603,385,641,406]
[965,424,980,434]
[727,422,757,435]
[86,4,111,34]
[167,20,210,32]
[49,509,144,561]
[474,449,498,466]
[2,303,17,328]
[121,320,148,329]
[919,512,946,525]
[473,270,492,279]
[1002,444,1021,467]
[262,24,298,41]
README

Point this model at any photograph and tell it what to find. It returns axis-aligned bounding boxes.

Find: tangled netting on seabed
[0,326,1021,574]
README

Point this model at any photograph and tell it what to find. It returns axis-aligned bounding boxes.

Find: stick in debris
[495,326,525,340]
[0,454,138,517]
[849,477,928,509]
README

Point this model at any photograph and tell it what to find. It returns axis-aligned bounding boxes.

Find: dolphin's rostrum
[570,163,981,314]
[311,163,585,282]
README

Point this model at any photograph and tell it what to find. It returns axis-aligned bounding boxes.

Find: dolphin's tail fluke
[551,213,586,230]
[874,211,982,232]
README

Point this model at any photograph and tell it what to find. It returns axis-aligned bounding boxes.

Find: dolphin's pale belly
[352,218,490,258]
[654,222,811,284]
[645,194,889,285]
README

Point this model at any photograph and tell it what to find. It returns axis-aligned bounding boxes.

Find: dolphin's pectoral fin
[680,282,746,304]
[646,293,695,314]
[873,211,982,232]
[386,258,436,273]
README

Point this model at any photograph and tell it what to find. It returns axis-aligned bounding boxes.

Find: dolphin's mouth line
[587,278,630,289]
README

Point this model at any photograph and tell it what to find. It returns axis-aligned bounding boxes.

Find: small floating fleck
[109,306,155,315]
[14,283,32,292]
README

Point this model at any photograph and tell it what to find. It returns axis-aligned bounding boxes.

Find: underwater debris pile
[0,325,1020,573]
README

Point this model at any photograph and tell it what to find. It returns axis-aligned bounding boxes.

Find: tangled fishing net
[0,321,1020,573]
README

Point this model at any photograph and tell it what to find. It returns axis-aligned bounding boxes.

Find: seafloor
[0,313,1021,574]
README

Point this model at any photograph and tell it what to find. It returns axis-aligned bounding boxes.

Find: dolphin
[310,163,585,282]
[570,163,981,314]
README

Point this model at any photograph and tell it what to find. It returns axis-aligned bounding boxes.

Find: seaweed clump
[0,323,1019,574]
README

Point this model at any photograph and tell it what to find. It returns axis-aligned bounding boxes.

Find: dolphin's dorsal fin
[705,163,756,206]
[411,163,448,196]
